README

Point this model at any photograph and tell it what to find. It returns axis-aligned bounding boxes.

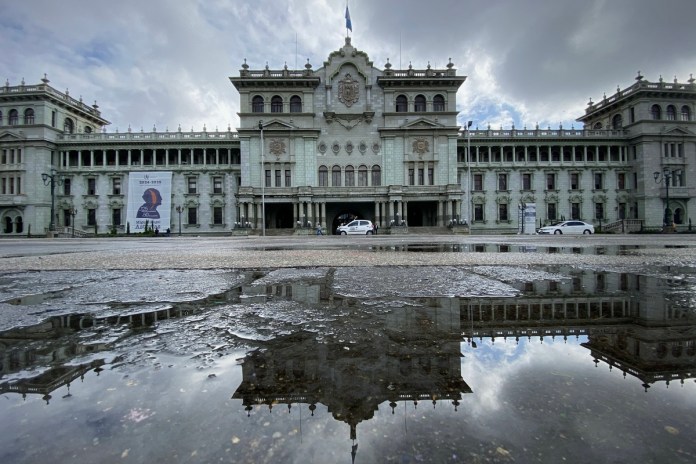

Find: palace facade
[1,38,694,235]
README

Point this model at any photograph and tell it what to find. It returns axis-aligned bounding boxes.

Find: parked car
[537,220,595,235]
[337,220,374,235]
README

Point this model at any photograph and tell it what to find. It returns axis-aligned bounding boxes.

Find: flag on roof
[345,6,352,32]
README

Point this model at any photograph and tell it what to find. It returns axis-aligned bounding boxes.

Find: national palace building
[1,37,695,236]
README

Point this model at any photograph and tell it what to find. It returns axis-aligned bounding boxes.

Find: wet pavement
[1,235,695,463]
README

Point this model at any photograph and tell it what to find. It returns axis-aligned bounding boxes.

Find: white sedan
[537,220,594,235]
[337,220,375,235]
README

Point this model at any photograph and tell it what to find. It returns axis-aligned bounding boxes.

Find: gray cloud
[2,0,694,131]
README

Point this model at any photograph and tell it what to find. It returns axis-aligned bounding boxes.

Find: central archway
[332,210,364,235]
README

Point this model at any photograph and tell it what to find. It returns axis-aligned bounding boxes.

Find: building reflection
[233,267,696,447]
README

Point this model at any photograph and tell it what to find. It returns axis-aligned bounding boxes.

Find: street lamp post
[654,167,679,231]
[69,207,77,238]
[259,120,266,236]
[41,169,63,233]
[175,205,183,236]
[465,120,473,225]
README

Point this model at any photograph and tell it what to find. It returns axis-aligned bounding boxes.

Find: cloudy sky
[3,0,695,133]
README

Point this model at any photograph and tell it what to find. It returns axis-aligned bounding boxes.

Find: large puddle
[1,265,696,462]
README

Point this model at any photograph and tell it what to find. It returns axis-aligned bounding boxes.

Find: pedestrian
[373,222,378,234]
[316,224,323,235]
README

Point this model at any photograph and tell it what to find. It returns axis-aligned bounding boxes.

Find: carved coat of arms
[338,73,359,107]
[412,138,429,155]
[269,138,286,157]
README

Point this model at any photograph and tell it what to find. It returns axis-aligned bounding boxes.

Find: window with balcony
[252,95,264,113]
[433,95,445,111]
[290,96,302,113]
[213,176,223,194]
[271,95,283,113]
[395,95,407,112]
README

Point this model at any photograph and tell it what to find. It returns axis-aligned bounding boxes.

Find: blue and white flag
[345,6,352,32]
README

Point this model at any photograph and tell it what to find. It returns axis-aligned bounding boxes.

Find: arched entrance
[332,209,364,235]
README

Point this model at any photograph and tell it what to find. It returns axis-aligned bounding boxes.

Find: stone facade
[0,42,694,235]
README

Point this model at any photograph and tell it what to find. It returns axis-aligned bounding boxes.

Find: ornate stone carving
[338,73,359,107]
[412,138,430,156]
[269,138,286,158]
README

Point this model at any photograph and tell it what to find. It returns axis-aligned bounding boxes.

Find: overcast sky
[2,0,695,133]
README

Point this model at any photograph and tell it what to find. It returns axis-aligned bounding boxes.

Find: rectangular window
[428,168,434,185]
[546,173,556,190]
[213,177,223,194]
[332,169,342,186]
[64,209,72,227]
[188,207,197,225]
[112,208,122,226]
[16,176,20,194]
[474,204,484,222]
[87,178,96,195]
[51,111,56,127]
[285,170,291,187]
[345,169,355,187]
[358,169,367,187]
[618,203,626,219]
[594,173,603,190]
[473,174,483,191]
[408,168,415,185]
[319,169,328,187]
[275,170,281,187]
[497,173,508,191]
[265,170,271,187]
[1,177,5,195]
[213,207,223,225]
[112,177,121,195]
[547,203,557,221]
[87,208,96,226]
[418,168,424,185]
[9,177,14,194]
[570,173,579,190]
[188,177,197,194]
[522,173,531,190]
[595,203,604,220]
[498,203,509,221]
[63,179,71,195]
[617,172,626,190]
[571,202,580,220]
[371,169,381,186]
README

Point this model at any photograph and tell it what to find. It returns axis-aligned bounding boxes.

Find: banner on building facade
[126,172,172,233]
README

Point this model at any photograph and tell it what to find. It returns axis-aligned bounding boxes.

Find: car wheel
[366,230,373,235]
[341,231,347,235]
[583,229,592,235]
[554,230,562,235]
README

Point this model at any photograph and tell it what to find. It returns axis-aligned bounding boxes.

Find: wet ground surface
[1,235,696,463]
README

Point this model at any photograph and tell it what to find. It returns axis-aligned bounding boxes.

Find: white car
[537,220,595,235]
[337,220,374,235]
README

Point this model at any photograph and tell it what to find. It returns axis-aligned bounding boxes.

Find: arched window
[395,95,408,112]
[64,117,74,133]
[593,122,603,130]
[358,165,368,186]
[667,105,676,120]
[252,95,264,113]
[8,109,18,125]
[414,95,426,112]
[345,165,355,187]
[681,105,691,121]
[289,95,302,113]
[15,217,23,234]
[332,165,342,186]
[84,126,93,134]
[318,166,328,186]
[3,217,12,233]
[0,110,3,125]
[433,94,445,112]
[651,104,661,120]
[23,108,34,124]
[611,114,622,130]
[371,165,381,186]
[271,95,283,113]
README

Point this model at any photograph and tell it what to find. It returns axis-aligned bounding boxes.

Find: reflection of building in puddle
[233,301,470,444]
